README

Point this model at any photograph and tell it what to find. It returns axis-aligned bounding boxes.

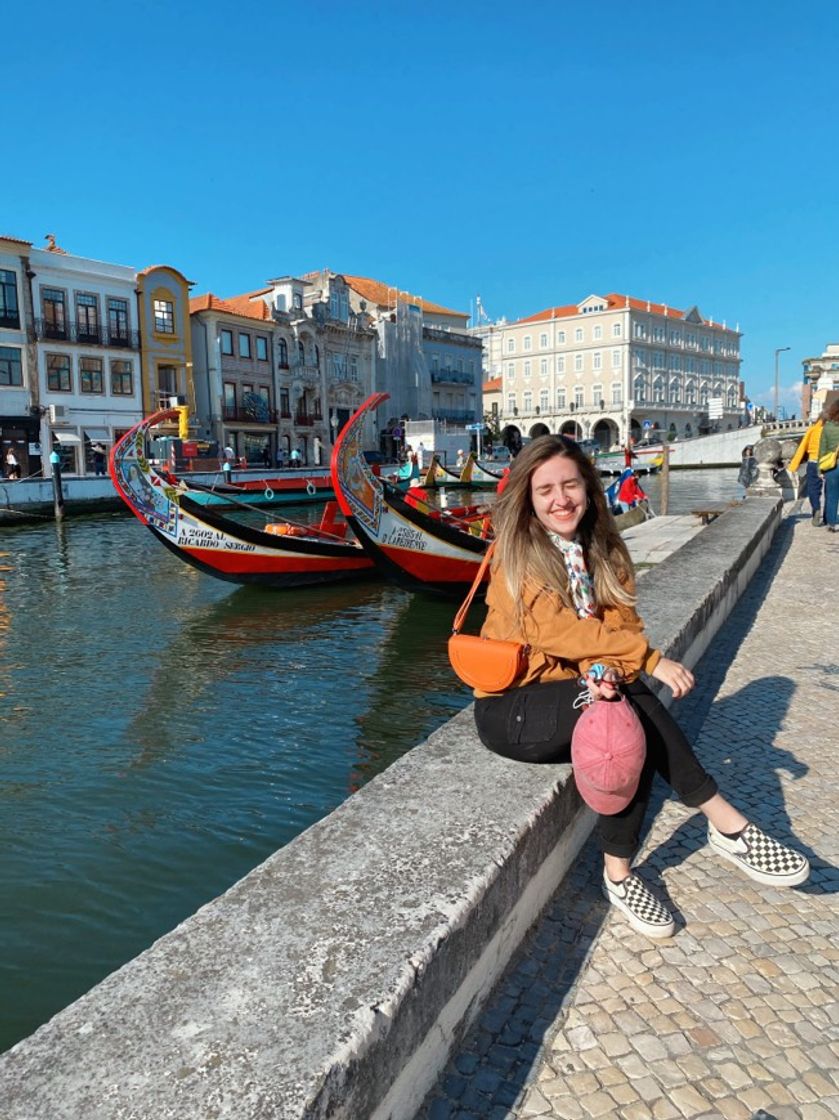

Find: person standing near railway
[471,434,809,939]
[788,416,825,525]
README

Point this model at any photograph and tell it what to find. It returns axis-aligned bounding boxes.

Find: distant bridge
[666,422,805,468]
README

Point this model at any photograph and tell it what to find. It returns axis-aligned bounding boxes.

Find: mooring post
[660,442,670,516]
[49,448,64,522]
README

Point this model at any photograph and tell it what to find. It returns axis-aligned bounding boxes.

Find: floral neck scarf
[550,534,596,618]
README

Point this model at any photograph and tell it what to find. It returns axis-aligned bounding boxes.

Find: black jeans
[474,678,718,859]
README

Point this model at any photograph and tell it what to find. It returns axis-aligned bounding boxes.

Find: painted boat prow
[331,393,490,594]
[110,412,375,589]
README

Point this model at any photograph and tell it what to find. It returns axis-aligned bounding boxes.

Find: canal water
[0,467,741,1053]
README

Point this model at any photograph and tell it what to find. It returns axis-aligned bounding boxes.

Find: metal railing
[33,319,140,349]
[222,405,278,424]
[430,369,475,385]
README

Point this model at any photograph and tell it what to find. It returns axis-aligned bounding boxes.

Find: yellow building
[136,266,195,423]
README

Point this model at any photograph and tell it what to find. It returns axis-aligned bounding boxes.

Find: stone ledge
[0,499,782,1120]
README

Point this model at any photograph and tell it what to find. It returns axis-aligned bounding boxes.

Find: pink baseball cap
[571,696,646,814]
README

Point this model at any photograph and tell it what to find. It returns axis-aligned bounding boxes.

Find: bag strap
[451,541,495,635]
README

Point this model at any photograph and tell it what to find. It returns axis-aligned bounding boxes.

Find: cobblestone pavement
[417,510,839,1120]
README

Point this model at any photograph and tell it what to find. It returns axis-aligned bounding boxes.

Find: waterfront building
[189,294,278,462]
[0,234,195,476]
[0,236,37,477]
[474,292,742,450]
[802,343,839,419]
[304,272,481,446]
[26,236,147,476]
[135,265,194,421]
[223,273,378,464]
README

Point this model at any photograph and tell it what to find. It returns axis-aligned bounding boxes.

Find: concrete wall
[0,498,783,1119]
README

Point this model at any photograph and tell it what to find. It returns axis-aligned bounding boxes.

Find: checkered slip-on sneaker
[708,822,810,887]
[602,871,676,939]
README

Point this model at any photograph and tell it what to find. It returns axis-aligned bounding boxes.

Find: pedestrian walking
[471,434,809,939]
[789,416,825,524]
[737,445,758,498]
[818,399,839,532]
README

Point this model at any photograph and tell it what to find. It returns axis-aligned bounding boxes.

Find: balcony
[430,368,475,385]
[292,364,321,384]
[0,311,20,330]
[222,405,278,424]
[294,410,323,427]
[433,409,477,424]
[32,318,140,349]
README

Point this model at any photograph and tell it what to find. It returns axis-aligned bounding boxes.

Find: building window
[574,385,584,408]
[556,387,566,408]
[220,329,233,355]
[153,298,175,334]
[108,297,129,343]
[47,353,72,391]
[613,322,622,337]
[557,355,565,374]
[671,379,681,404]
[592,384,603,407]
[653,378,664,403]
[539,333,548,348]
[350,354,359,380]
[523,391,532,411]
[523,335,532,352]
[223,382,236,414]
[278,338,289,367]
[431,354,440,371]
[593,351,602,371]
[540,389,548,411]
[611,382,622,405]
[507,362,515,378]
[457,357,464,372]
[612,350,621,369]
[557,330,566,344]
[507,393,516,413]
[524,360,531,377]
[298,340,305,365]
[76,293,99,342]
[574,353,583,372]
[280,388,290,415]
[42,288,67,338]
[506,338,515,353]
[634,377,646,403]
[0,270,20,328]
[0,345,23,386]
[238,332,251,359]
[593,325,602,340]
[292,292,303,310]
[111,359,133,395]
[80,357,104,393]
[575,328,583,342]
[540,358,548,376]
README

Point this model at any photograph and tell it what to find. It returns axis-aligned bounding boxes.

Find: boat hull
[331,394,489,594]
[109,411,376,589]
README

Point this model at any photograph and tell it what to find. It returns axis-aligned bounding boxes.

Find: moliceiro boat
[109,410,375,589]
[331,393,491,595]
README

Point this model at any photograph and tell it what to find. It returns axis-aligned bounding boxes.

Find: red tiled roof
[517,293,738,333]
[190,292,271,321]
[341,274,467,318]
[224,291,272,320]
[483,377,502,392]
[0,235,33,246]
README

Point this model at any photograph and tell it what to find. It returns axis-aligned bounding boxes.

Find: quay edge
[0,497,783,1119]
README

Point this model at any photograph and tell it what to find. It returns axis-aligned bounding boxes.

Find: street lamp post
[773,347,790,421]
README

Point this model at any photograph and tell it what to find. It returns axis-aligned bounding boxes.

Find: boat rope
[305,479,317,495]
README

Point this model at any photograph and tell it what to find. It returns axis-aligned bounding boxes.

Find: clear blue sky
[6,0,838,411]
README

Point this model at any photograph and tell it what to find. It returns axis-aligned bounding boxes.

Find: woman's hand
[584,666,622,701]
[652,657,695,699]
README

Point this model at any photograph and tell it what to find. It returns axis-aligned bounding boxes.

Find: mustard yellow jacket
[476,562,662,698]
[789,421,823,473]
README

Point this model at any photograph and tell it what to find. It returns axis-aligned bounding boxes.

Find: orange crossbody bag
[448,542,529,693]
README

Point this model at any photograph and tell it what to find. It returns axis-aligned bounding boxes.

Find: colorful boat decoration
[331,393,491,594]
[109,410,376,589]
[458,452,506,488]
[172,472,335,507]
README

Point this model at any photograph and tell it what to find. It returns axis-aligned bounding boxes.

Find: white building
[0,236,37,476]
[802,343,839,420]
[476,292,742,450]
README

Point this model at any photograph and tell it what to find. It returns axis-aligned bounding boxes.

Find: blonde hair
[492,435,636,625]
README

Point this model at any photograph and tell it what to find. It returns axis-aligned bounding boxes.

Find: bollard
[659,442,670,516]
[49,449,64,522]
